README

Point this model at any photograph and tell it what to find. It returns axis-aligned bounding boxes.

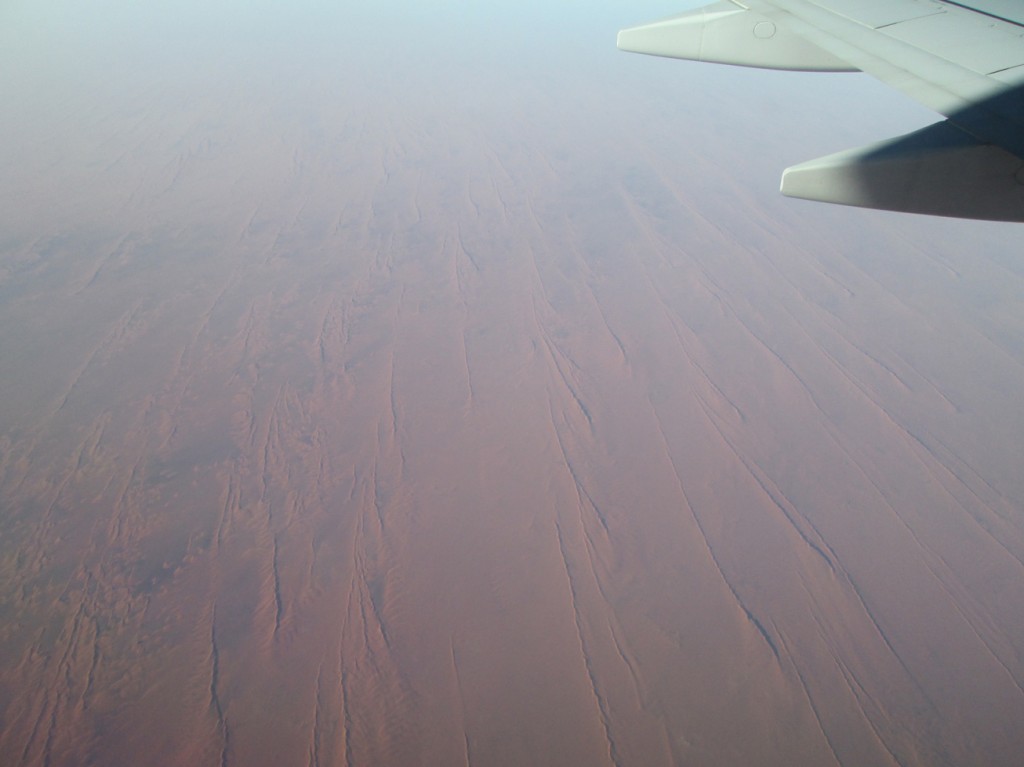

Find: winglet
[781,121,1024,221]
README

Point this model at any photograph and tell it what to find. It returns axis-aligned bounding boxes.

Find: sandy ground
[2,4,1024,765]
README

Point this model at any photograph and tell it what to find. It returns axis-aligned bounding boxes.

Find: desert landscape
[1,2,1023,765]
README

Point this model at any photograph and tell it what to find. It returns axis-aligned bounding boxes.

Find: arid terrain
[2,3,1024,765]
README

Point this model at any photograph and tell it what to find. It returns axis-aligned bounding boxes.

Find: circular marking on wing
[754,21,777,39]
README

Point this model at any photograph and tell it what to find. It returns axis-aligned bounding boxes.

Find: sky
[2,2,1024,766]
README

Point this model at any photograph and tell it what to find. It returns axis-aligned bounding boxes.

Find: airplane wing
[618,0,1024,221]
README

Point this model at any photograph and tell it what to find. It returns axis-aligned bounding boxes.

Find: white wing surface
[619,0,1024,220]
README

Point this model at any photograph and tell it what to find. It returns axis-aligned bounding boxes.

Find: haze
[2,1,1023,765]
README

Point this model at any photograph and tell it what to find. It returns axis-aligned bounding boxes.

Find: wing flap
[868,8,1024,76]
[745,0,1024,112]
[805,0,946,28]
[781,120,1024,220]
